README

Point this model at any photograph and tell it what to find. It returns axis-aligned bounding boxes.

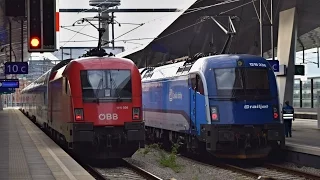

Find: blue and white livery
[141,54,285,159]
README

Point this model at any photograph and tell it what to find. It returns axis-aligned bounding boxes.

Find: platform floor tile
[0,109,95,180]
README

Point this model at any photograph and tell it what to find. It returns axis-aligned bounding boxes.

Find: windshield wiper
[93,78,103,104]
[110,77,122,102]
[228,89,240,101]
[253,86,262,100]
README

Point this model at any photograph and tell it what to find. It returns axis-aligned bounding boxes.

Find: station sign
[267,60,279,72]
[4,62,28,75]
[0,87,15,94]
[0,79,19,88]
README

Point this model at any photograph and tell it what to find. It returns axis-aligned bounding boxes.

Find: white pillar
[317,91,320,129]
[0,95,3,111]
[276,7,297,122]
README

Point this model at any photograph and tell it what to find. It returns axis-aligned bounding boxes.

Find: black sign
[0,87,15,94]
[4,62,28,74]
[295,65,305,76]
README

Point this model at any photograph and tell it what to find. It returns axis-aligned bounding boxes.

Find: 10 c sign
[4,62,28,74]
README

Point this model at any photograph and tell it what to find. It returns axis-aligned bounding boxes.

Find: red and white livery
[20,57,145,159]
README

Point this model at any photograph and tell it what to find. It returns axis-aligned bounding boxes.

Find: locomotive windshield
[80,69,132,101]
[214,67,270,100]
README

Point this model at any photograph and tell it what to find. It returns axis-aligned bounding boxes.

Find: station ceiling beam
[59,8,180,13]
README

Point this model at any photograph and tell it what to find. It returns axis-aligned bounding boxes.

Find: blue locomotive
[140,54,285,159]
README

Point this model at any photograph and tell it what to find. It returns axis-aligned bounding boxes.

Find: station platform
[285,118,320,156]
[0,108,95,180]
[294,112,317,120]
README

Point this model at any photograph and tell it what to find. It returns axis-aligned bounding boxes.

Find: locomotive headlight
[210,106,219,122]
[74,108,84,121]
[272,105,279,120]
[132,107,141,120]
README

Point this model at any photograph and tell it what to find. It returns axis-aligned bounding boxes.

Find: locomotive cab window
[80,69,132,101]
[190,74,204,95]
[64,77,69,95]
[197,76,204,95]
[213,67,271,99]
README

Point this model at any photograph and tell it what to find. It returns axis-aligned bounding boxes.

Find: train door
[189,73,197,134]
[189,73,205,134]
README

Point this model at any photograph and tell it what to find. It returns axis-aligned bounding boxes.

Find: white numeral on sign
[249,63,267,67]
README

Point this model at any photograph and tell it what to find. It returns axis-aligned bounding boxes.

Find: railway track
[87,159,163,180]
[180,153,320,180]
[20,110,162,180]
[220,162,320,180]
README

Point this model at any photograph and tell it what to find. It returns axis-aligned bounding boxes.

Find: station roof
[1,0,320,71]
[118,0,320,68]
[0,1,30,70]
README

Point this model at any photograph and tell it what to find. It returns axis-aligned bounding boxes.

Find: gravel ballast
[280,162,320,176]
[124,148,254,180]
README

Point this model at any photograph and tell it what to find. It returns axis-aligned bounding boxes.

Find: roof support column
[276,7,297,117]
[0,95,3,111]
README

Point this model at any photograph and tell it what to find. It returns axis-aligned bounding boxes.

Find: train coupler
[106,134,112,148]
[244,134,252,149]
[177,136,185,145]
[118,134,122,145]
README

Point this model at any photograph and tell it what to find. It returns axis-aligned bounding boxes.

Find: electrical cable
[60,0,240,47]
[154,20,208,42]
[148,0,263,43]
[60,0,263,50]
[61,3,113,47]
[184,0,240,15]
[111,0,254,45]
[232,0,246,53]
[219,0,257,15]
[61,24,99,28]
[59,38,155,45]
[62,27,99,40]
[60,23,90,47]
[110,24,144,42]
[59,40,98,43]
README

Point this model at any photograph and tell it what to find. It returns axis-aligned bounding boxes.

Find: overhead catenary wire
[60,1,114,47]
[61,3,114,47]
[60,0,255,48]
[59,37,155,44]
[100,0,242,47]
[62,27,99,40]
[148,0,266,43]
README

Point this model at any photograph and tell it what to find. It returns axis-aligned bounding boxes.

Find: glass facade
[293,77,320,108]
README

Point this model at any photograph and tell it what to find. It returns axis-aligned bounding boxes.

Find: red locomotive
[20,57,145,159]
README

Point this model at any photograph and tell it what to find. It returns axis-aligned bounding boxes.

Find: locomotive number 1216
[99,113,119,121]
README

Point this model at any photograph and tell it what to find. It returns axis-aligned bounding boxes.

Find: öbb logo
[99,113,119,121]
